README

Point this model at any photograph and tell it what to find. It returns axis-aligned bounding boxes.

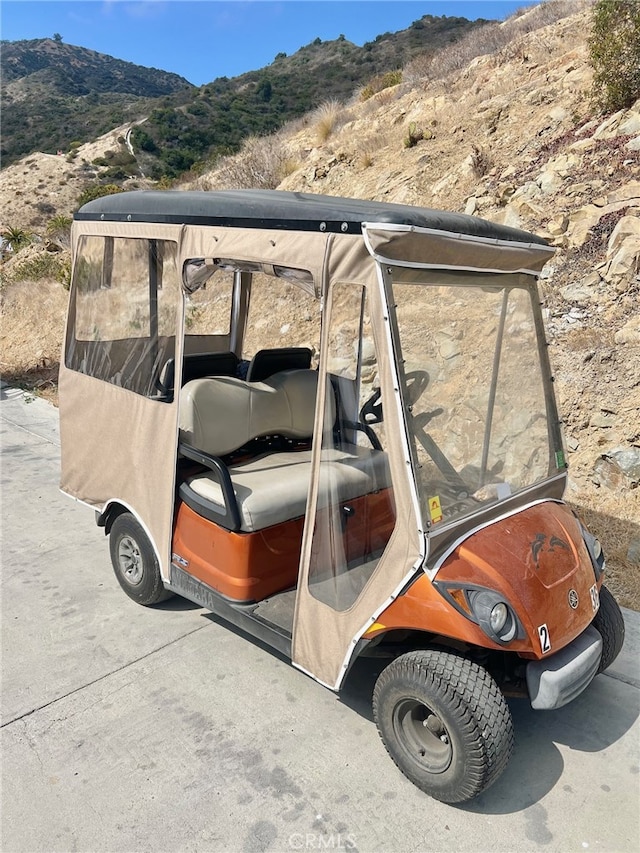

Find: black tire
[373,650,514,803]
[109,513,173,606]
[593,585,625,673]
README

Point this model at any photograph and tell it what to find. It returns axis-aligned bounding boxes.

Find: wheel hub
[117,535,144,585]
[394,699,453,774]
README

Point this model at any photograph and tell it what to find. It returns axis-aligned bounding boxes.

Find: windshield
[388,268,562,528]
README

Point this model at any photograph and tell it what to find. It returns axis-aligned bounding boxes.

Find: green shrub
[131,127,158,153]
[589,0,640,113]
[360,69,403,101]
[1,225,33,251]
[102,166,129,180]
[403,122,424,149]
[94,149,137,170]
[46,214,72,243]
[77,183,124,208]
[7,252,71,288]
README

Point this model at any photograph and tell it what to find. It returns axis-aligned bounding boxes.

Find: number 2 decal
[538,623,551,654]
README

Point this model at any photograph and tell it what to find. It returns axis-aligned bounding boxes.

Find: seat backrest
[179,369,332,458]
[161,351,239,395]
[246,347,312,382]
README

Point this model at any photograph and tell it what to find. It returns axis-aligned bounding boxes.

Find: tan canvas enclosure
[61,190,556,690]
[363,223,553,274]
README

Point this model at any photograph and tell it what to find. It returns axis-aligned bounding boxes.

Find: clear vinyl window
[184,270,233,339]
[308,282,396,612]
[241,271,320,366]
[390,269,557,526]
[66,235,179,396]
[182,265,235,363]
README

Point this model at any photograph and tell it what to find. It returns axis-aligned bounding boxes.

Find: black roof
[74,189,549,245]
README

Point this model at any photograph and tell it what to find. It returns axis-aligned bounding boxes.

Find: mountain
[1,15,486,175]
[0,38,194,166]
[0,37,193,94]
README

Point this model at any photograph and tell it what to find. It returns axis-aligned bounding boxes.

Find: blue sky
[2,1,529,86]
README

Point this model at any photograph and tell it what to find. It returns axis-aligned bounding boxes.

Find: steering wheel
[360,387,383,424]
[359,370,430,425]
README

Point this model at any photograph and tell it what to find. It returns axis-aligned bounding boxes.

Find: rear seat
[159,351,239,398]
[245,347,312,381]
[178,369,390,532]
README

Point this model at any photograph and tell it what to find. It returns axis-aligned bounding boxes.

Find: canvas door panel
[60,235,183,577]
[292,278,421,689]
[59,368,180,577]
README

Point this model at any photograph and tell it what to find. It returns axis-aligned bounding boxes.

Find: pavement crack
[603,670,640,690]
[0,414,60,447]
[18,719,46,773]
[1,622,210,729]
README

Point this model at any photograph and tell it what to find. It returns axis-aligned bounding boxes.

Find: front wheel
[373,650,514,803]
[109,513,173,606]
[593,585,625,673]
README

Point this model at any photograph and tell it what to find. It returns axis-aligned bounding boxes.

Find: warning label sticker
[429,496,443,524]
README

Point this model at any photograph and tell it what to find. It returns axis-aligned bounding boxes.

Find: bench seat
[178,369,391,533]
[180,445,391,533]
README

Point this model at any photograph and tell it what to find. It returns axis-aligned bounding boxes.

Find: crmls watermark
[288,832,357,850]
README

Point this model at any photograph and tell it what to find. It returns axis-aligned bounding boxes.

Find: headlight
[490,602,508,633]
[469,590,518,644]
[435,583,521,645]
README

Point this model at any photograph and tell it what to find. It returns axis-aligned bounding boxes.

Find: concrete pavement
[1,385,639,853]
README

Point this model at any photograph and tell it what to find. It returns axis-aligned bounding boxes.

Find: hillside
[1,1,639,606]
[132,15,488,179]
[0,37,192,93]
[0,38,194,166]
[1,15,486,175]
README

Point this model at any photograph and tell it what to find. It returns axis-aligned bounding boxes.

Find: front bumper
[526,625,602,710]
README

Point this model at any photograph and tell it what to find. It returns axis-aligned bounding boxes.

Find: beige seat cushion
[179,370,327,457]
[185,445,390,532]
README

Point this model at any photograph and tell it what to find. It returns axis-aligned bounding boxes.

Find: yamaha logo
[568,589,579,609]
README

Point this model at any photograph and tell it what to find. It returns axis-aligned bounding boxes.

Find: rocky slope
[0,124,150,231]
[1,3,638,603]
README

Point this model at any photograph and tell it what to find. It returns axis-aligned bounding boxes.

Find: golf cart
[60,190,625,803]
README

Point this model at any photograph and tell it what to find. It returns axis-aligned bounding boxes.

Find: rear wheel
[373,649,513,803]
[109,513,173,606]
[593,585,625,673]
